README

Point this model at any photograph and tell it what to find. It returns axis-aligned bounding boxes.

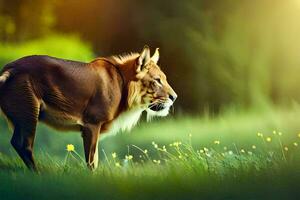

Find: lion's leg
[93,140,99,169]
[0,77,40,171]
[11,121,38,171]
[10,97,39,171]
[81,124,100,170]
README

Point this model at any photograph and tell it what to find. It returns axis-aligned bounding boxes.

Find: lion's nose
[169,94,177,102]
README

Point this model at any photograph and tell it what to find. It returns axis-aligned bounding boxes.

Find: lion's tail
[0,69,14,89]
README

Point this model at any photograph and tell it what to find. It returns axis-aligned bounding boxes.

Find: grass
[1,134,300,200]
[1,106,300,200]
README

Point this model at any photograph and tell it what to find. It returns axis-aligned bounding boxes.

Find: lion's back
[3,55,87,73]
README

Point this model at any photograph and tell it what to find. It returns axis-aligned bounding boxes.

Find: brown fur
[0,46,177,170]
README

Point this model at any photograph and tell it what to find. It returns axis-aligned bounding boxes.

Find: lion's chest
[104,108,144,137]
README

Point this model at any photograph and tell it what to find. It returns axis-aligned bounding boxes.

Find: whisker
[171,104,175,114]
[146,98,169,110]
[148,104,159,109]
[148,105,156,109]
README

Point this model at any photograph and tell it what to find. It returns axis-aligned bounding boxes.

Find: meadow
[1,106,300,200]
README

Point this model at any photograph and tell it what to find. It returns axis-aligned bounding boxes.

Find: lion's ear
[151,48,159,64]
[137,45,150,72]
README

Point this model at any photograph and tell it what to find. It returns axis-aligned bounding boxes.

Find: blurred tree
[0,0,55,42]
[1,0,300,114]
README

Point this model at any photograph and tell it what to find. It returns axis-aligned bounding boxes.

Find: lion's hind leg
[0,77,40,171]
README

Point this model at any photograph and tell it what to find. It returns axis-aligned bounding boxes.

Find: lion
[0,46,177,170]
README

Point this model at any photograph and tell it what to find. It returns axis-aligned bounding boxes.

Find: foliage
[54,0,300,112]
[2,0,300,112]
[0,34,95,68]
[0,0,55,41]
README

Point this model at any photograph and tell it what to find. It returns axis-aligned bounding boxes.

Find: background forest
[2,0,300,113]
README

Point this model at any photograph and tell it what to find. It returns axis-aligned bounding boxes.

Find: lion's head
[126,46,177,120]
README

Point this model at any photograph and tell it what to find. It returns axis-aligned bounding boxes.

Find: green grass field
[1,106,300,200]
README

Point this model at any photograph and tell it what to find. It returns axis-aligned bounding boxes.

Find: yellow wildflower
[252,145,256,149]
[115,162,121,167]
[214,140,220,145]
[152,141,158,149]
[278,132,282,136]
[66,144,75,152]
[125,155,133,160]
[153,160,161,164]
[112,152,117,159]
[294,142,298,147]
[266,137,272,142]
[257,132,263,137]
[284,146,289,151]
[240,149,245,153]
[172,141,182,147]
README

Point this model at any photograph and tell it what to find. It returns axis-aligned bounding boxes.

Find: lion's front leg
[81,123,101,170]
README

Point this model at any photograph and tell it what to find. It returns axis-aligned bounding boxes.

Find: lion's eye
[154,78,162,85]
